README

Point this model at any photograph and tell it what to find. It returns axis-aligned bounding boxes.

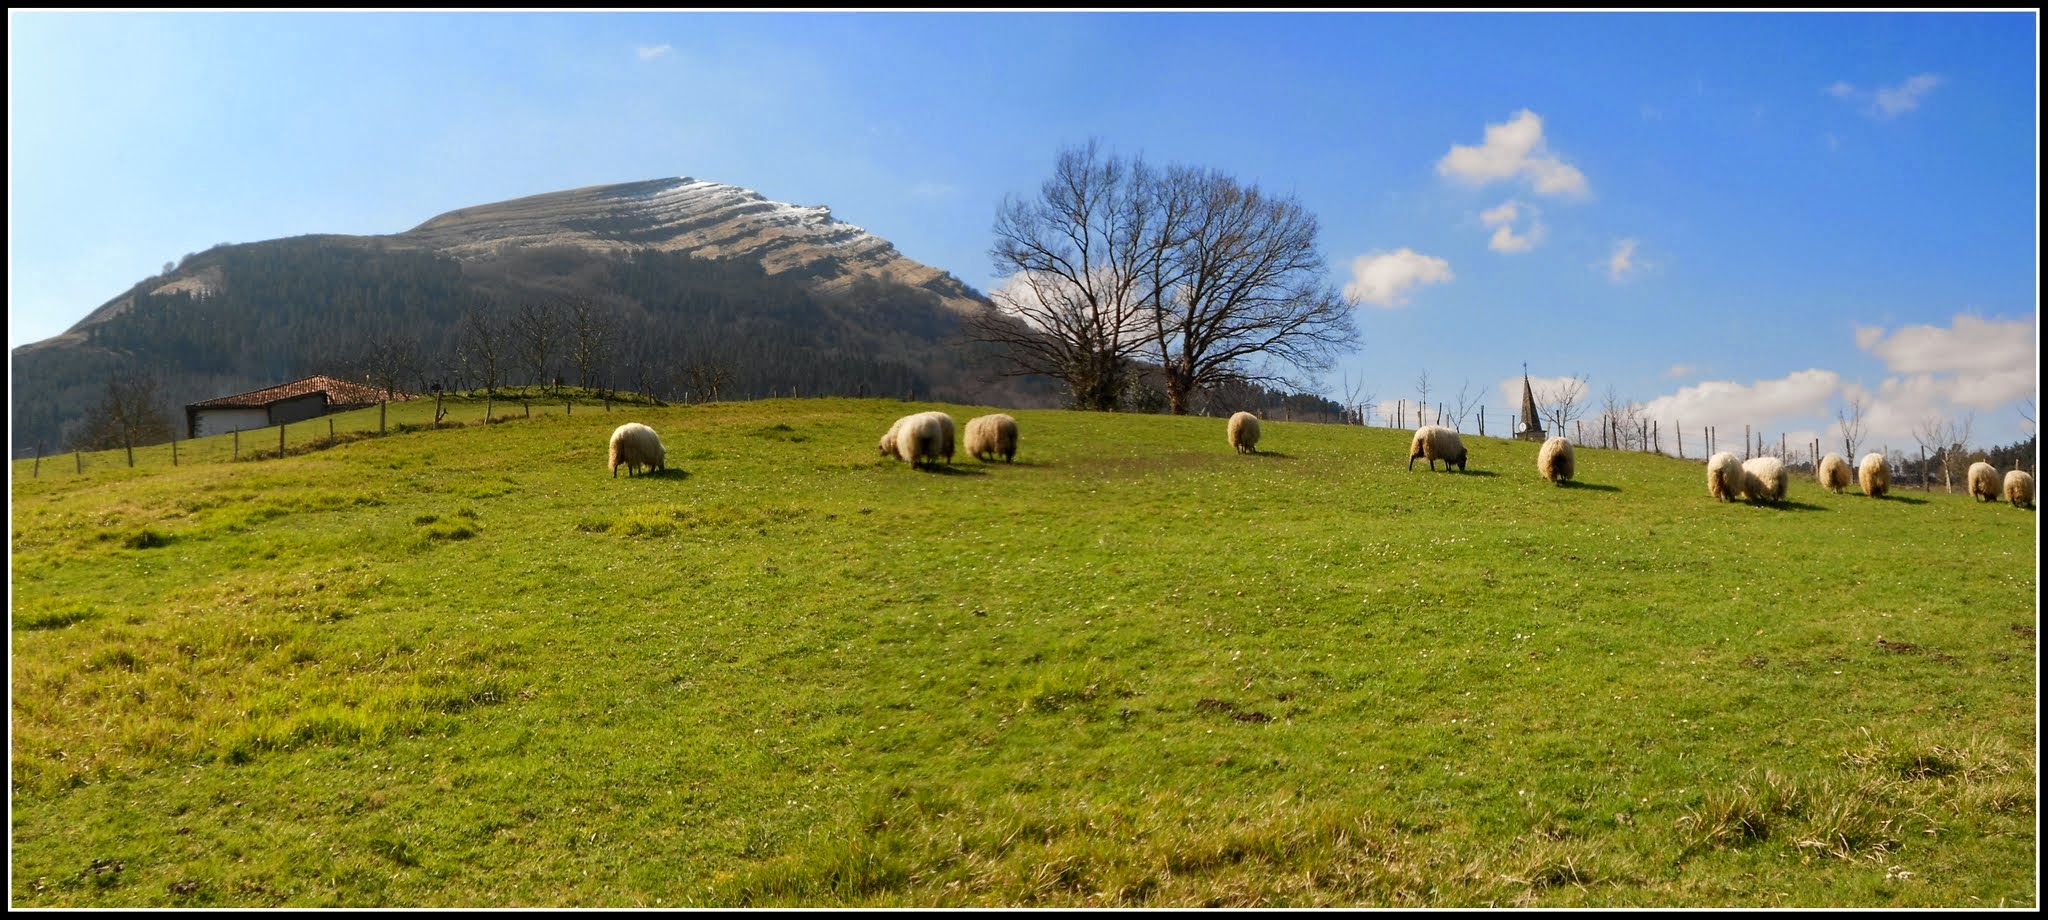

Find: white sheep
[1817,452,1852,494]
[1858,452,1890,497]
[1227,411,1261,454]
[1741,456,1787,504]
[608,422,666,478]
[1967,461,2001,502]
[877,416,904,459]
[1706,451,1743,502]
[1408,425,1467,472]
[884,411,956,468]
[2004,469,2034,509]
[965,413,1019,463]
[1537,436,1574,484]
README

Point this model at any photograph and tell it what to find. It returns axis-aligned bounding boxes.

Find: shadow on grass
[1557,480,1622,492]
[1750,499,1829,512]
[1244,451,1296,460]
[1874,494,1929,505]
[1409,468,1499,477]
[920,464,989,476]
[627,468,692,481]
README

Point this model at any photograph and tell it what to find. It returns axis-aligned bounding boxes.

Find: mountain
[10,177,1060,453]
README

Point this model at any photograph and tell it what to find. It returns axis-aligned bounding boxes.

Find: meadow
[9,395,2038,907]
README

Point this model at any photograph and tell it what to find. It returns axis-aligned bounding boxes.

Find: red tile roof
[188,374,415,409]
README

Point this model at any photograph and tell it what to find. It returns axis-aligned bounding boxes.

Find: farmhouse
[185,374,411,438]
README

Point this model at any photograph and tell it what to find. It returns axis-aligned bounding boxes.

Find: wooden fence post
[278,422,286,458]
[1744,425,1751,460]
[172,433,178,467]
[34,443,42,478]
[76,451,82,474]
[380,401,387,435]
[233,429,240,460]
[1478,406,1484,437]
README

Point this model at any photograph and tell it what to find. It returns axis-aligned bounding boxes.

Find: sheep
[1226,410,1262,454]
[877,416,904,459]
[964,413,1019,463]
[1857,452,1890,497]
[608,422,666,478]
[1967,461,2001,502]
[1816,452,1852,494]
[1537,436,1574,484]
[884,411,956,469]
[2004,469,2035,509]
[1741,456,1787,504]
[1408,424,1467,472]
[1706,451,1743,502]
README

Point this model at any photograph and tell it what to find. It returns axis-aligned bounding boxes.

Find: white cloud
[1344,249,1453,308]
[909,180,958,200]
[1873,73,1942,118]
[1640,369,1844,437]
[1480,200,1545,253]
[1829,73,1943,120]
[1665,364,1695,378]
[1435,109,1589,199]
[1857,313,2034,382]
[1607,238,1639,282]
[637,44,673,60]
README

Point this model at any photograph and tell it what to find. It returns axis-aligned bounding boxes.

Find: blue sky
[8,9,2039,454]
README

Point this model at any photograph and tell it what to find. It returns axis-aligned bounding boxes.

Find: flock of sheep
[605,412,2037,510]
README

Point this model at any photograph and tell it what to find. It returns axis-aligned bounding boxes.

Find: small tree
[1540,373,1590,441]
[69,368,175,455]
[1836,395,1867,460]
[565,297,619,392]
[509,301,560,393]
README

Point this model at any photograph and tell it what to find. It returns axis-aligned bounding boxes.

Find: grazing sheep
[2004,470,2034,509]
[964,413,1019,463]
[1741,456,1787,504]
[1408,425,1467,472]
[878,416,904,459]
[1227,411,1262,454]
[1967,461,2001,502]
[608,422,667,478]
[1857,452,1890,498]
[1707,451,1743,502]
[1537,436,1575,484]
[885,411,956,468]
[1817,452,1852,494]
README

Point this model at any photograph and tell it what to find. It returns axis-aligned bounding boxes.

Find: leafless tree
[686,354,736,403]
[1138,163,1358,414]
[565,297,619,392]
[969,139,1154,411]
[460,306,508,398]
[1913,410,1977,492]
[1448,378,1482,432]
[1540,373,1590,440]
[1414,369,1432,424]
[1836,395,1867,460]
[354,333,422,401]
[509,301,560,393]
[69,367,175,455]
[1340,371,1376,426]
[1910,414,1947,490]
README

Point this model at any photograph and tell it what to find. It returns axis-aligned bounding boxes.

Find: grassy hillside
[9,397,2037,907]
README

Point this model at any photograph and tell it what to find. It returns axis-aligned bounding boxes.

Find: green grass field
[9,396,2037,907]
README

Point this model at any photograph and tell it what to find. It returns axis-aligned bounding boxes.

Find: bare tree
[461,306,508,392]
[1414,369,1432,424]
[686,357,736,403]
[509,301,559,393]
[1540,373,1590,440]
[969,139,1154,411]
[1836,395,1867,460]
[565,297,619,392]
[69,368,175,455]
[1910,414,1947,490]
[1939,410,1977,493]
[1448,378,1482,432]
[1340,371,1376,426]
[354,333,422,401]
[1138,163,1358,414]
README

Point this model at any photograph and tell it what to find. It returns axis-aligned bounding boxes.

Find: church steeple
[1519,364,1545,441]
